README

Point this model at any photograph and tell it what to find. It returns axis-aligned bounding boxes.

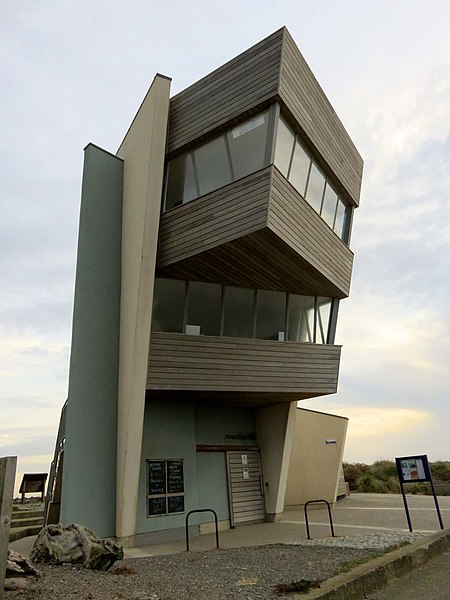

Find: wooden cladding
[168,30,283,156]
[269,168,353,297]
[166,27,362,207]
[158,168,271,267]
[157,166,353,298]
[147,333,341,403]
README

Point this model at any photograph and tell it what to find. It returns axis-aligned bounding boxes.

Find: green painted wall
[60,144,123,537]
[197,452,229,520]
[194,405,257,447]
[136,400,199,534]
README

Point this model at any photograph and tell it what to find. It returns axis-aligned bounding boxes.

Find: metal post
[429,478,444,530]
[0,456,17,600]
[399,481,413,532]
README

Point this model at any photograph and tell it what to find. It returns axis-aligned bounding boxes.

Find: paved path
[368,551,450,599]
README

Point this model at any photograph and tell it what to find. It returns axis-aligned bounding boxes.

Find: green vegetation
[343,460,450,494]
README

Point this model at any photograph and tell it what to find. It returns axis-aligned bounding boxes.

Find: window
[151,278,185,333]
[147,460,185,517]
[255,290,286,340]
[223,286,254,338]
[287,294,315,342]
[165,154,197,210]
[305,163,326,212]
[186,281,222,336]
[194,136,232,196]
[274,116,295,177]
[273,112,351,244]
[151,278,337,345]
[164,108,272,211]
[289,139,311,197]
[227,111,269,179]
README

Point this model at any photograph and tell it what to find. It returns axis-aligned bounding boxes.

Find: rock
[30,523,124,571]
[4,550,40,591]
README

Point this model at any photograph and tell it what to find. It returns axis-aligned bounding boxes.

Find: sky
[1,0,449,493]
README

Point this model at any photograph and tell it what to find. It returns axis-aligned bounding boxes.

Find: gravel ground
[5,544,385,600]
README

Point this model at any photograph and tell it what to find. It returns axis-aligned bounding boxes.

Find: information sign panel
[148,461,166,495]
[167,461,184,494]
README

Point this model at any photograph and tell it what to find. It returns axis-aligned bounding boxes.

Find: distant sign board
[396,455,431,484]
[395,454,443,532]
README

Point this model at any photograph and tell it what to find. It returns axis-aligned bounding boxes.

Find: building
[47,27,363,546]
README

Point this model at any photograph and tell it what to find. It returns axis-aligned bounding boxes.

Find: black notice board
[148,497,167,516]
[167,460,184,494]
[148,461,166,495]
[168,495,185,514]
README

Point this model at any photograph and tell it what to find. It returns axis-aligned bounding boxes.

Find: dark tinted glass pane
[317,298,332,344]
[223,286,254,338]
[334,200,346,238]
[305,163,326,212]
[194,136,232,196]
[186,282,222,336]
[289,140,311,196]
[228,111,269,179]
[255,290,286,340]
[165,153,197,210]
[274,116,295,176]
[288,295,315,342]
[148,497,166,516]
[152,278,185,333]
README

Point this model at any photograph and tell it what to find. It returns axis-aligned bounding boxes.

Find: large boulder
[5,549,40,591]
[30,523,124,571]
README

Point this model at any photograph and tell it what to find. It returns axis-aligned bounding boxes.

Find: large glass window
[152,278,185,333]
[255,290,286,340]
[289,140,311,197]
[321,183,339,228]
[186,281,222,336]
[223,286,254,338]
[288,295,315,342]
[165,154,197,210]
[194,136,232,196]
[228,111,269,179]
[334,200,347,238]
[317,298,332,344]
[305,163,326,212]
[151,278,336,345]
[274,116,295,177]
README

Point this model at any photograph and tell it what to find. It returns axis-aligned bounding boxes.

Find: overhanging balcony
[156,166,354,299]
[147,332,341,406]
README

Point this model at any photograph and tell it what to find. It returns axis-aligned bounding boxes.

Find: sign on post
[395,454,444,532]
[0,456,17,600]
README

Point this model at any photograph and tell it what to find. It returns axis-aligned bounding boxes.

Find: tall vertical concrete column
[115,74,171,544]
[256,401,297,520]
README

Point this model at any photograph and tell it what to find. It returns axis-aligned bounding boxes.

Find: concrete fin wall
[60,144,123,537]
[115,74,171,542]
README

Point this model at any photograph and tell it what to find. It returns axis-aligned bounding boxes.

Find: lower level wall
[284,408,348,507]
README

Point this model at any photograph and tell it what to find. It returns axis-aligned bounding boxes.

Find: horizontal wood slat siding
[168,30,283,154]
[279,29,363,206]
[147,333,341,399]
[269,168,354,297]
[157,169,271,268]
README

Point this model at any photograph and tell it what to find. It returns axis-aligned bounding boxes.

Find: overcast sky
[1,0,449,492]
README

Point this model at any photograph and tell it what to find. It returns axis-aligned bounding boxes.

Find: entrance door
[226,450,265,526]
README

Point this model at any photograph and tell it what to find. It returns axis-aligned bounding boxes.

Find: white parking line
[281,520,435,533]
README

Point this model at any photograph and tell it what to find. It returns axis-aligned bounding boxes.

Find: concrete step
[9,525,43,543]
[10,517,43,529]
[11,509,44,520]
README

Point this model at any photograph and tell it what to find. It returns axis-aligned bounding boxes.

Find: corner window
[164,108,273,211]
[147,460,185,517]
